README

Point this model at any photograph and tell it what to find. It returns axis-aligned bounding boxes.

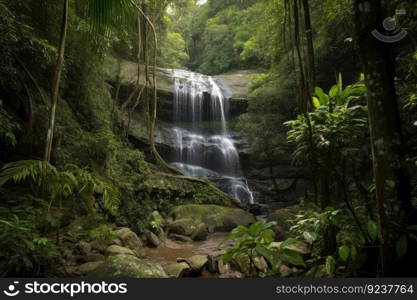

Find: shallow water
[144,232,234,266]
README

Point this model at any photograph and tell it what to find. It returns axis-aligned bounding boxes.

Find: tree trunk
[44,0,69,162]
[301,0,315,97]
[354,0,411,275]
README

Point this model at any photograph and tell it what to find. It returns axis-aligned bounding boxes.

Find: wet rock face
[109,58,312,208]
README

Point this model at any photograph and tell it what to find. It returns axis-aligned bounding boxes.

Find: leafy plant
[0,160,120,216]
[149,215,164,237]
[289,207,366,275]
[87,224,116,243]
[0,215,59,276]
[222,221,305,276]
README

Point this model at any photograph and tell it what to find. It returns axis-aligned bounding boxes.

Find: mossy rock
[267,205,300,230]
[78,261,104,275]
[167,218,200,236]
[138,175,238,213]
[105,245,136,257]
[169,204,256,232]
[88,254,168,278]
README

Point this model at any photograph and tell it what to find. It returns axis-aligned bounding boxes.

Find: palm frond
[0,160,56,187]
[85,0,134,36]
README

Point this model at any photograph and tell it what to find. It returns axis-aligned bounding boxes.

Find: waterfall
[168,69,254,204]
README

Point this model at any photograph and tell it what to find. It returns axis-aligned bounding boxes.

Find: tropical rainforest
[0,0,417,279]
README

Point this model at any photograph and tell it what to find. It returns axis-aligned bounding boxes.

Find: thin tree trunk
[354,0,412,275]
[301,0,315,97]
[44,0,69,162]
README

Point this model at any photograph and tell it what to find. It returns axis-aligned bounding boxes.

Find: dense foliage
[0,0,416,278]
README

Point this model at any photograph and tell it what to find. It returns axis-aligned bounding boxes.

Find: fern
[0,160,56,187]
[0,160,120,215]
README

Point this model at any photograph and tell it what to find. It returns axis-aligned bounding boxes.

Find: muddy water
[144,232,234,266]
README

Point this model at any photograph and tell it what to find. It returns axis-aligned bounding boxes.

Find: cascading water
[168,69,254,204]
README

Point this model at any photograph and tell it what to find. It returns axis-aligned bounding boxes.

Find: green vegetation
[0,0,416,278]
[222,221,306,277]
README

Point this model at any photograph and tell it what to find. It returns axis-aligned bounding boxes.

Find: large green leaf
[281,249,305,267]
[338,245,350,262]
[281,238,299,248]
[255,244,279,269]
[396,234,408,259]
[325,256,336,276]
[302,231,317,244]
[260,229,275,244]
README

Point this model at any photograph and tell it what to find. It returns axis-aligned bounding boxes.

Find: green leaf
[338,245,350,262]
[255,244,279,269]
[302,231,317,244]
[367,220,378,241]
[260,229,275,244]
[312,97,321,108]
[281,238,299,248]
[281,249,305,267]
[337,73,343,95]
[315,87,326,101]
[325,256,336,276]
[329,85,338,98]
[396,234,408,259]
[248,222,262,236]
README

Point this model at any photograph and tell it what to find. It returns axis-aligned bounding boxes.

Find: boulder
[88,254,168,278]
[78,261,104,275]
[111,238,123,246]
[145,231,162,248]
[253,257,268,272]
[85,253,105,262]
[178,255,208,272]
[279,265,293,277]
[90,240,109,253]
[75,241,92,256]
[105,245,136,257]
[218,260,231,274]
[233,255,253,275]
[207,255,219,273]
[169,234,193,243]
[191,223,208,241]
[169,205,256,232]
[267,206,300,231]
[163,262,192,278]
[115,228,145,257]
[167,218,199,236]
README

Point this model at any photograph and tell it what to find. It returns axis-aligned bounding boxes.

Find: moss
[88,254,168,278]
[169,204,256,232]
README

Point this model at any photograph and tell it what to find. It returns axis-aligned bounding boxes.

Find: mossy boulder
[88,254,168,278]
[167,218,200,236]
[267,205,300,231]
[169,204,256,232]
[115,228,145,257]
[267,206,300,227]
[163,262,191,278]
[78,261,104,275]
[178,255,208,271]
[105,245,136,257]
